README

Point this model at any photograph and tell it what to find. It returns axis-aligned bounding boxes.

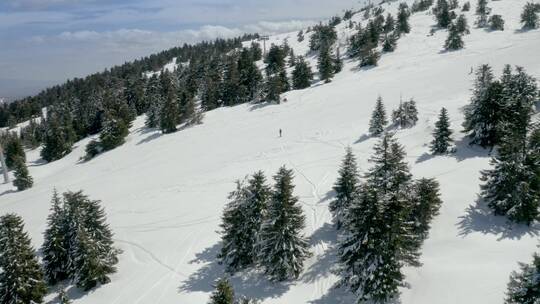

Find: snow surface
[1,0,540,303]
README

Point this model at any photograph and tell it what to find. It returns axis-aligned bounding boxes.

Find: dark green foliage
[456,14,471,34]
[209,278,234,304]
[431,107,453,154]
[0,213,47,304]
[84,140,102,161]
[292,56,314,90]
[489,15,505,31]
[42,190,70,284]
[505,252,540,304]
[384,13,396,33]
[145,75,164,128]
[397,2,411,34]
[369,96,388,136]
[445,22,465,50]
[410,178,443,245]
[99,114,129,150]
[392,99,419,128]
[434,0,452,28]
[476,0,490,28]
[265,45,287,76]
[382,33,398,52]
[309,23,338,52]
[462,1,471,11]
[343,10,354,20]
[12,157,33,191]
[258,166,310,281]
[330,147,361,230]
[318,46,335,83]
[360,47,381,67]
[218,172,271,273]
[297,30,305,42]
[41,112,75,162]
[250,42,263,61]
[3,134,25,170]
[521,2,540,29]
[412,0,434,12]
[238,48,263,101]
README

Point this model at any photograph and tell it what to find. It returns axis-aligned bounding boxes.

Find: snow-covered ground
[1,0,539,303]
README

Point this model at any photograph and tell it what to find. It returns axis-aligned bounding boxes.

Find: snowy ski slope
[1,0,540,303]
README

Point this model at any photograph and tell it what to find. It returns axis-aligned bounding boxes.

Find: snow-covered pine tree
[160,85,180,134]
[3,134,25,170]
[456,14,470,34]
[0,213,47,304]
[463,64,504,148]
[369,96,388,136]
[12,156,33,191]
[64,191,119,290]
[58,288,72,304]
[505,251,540,304]
[382,34,398,52]
[292,56,314,90]
[359,46,381,67]
[430,107,453,154]
[445,22,465,50]
[397,2,411,34]
[41,112,75,162]
[481,130,540,225]
[384,13,396,33]
[258,166,310,281]
[318,46,335,83]
[489,15,505,31]
[145,74,164,128]
[329,147,361,230]
[392,99,419,128]
[434,0,452,28]
[209,278,235,304]
[476,0,490,28]
[99,113,129,151]
[521,2,539,30]
[244,171,271,258]
[42,190,70,284]
[462,1,471,12]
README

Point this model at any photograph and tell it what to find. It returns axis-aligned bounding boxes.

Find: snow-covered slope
[1,1,540,303]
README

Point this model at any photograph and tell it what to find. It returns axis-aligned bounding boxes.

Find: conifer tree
[409,178,443,251]
[359,46,381,67]
[476,0,490,28]
[292,56,314,90]
[318,46,335,83]
[430,107,453,154]
[4,134,25,170]
[434,0,452,28]
[41,113,75,162]
[397,2,411,34]
[160,88,180,134]
[521,2,539,29]
[99,114,129,151]
[382,34,398,52]
[384,13,396,33]
[462,1,471,11]
[145,75,164,128]
[12,156,33,191]
[369,96,388,136]
[392,99,419,128]
[330,147,361,230]
[463,64,504,147]
[505,251,540,304]
[42,190,70,284]
[489,15,505,31]
[445,22,465,50]
[244,171,271,256]
[0,213,47,304]
[238,48,263,101]
[209,278,234,304]
[258,166,310,281]
[456,14,470,34]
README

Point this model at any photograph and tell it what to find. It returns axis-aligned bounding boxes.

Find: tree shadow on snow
[309,286,356,304]
[457,196,540,241]
[302,223,338,284]
[0,189,16,197]
[178,242,290,301]
[416,137,490,164]
[354,133,372,145]
[136,130,163,145]
[29,158,47,167]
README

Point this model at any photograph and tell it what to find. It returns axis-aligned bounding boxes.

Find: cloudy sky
[0,0,364,98]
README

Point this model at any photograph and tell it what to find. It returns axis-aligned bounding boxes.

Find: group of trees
[0,132,34,191]
[218,167,310,282]
[331,136,442,302]
[368,96,419,136]
[0,190,117,303]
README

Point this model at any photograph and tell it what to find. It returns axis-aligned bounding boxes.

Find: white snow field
[1,0,540,303]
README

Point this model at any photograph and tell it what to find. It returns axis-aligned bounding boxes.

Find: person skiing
[279,129,282,137]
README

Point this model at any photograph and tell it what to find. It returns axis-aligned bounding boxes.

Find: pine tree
[99,114,129,151]
[359,46,381,67]
[397,2,411,34]
[292,56,314,90]
[456,14,471,34]
[476,0,490,28]
[329,147,361,230]
[434,0,452,28]
[160,88,180,134]
[244,171,271,258]
[58,288,72,304]
[209,278,234,304]
[430,107,453,154]
[382,34,398,52]
[462,1,471,11]
[12,156,33,191]
[384,13,396,33]
[64,191,119,290]
[42,190,70,284]
[489,14,505,31]
[369,96,388,136]
[258,166,310,281]
[409,178,443,252]
[521,2,539,29]
[463,64,504,147]
[445,22,465,50]
[392,99,419,128]
[238,48,262,101]
[4,134,25,170]
[41,113,75,162]
[145,75,164,128]
[318,46,335,83]
[505,252,540,304]
[0,214,47,304]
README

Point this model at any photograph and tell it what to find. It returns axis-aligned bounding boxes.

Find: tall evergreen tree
[397,2,411,34]
[41,113,75,162]
[505,251,540,304]
[292,56,314,90]
[392,99,419,128]
[208,278,234,304]
[430,107,453,154]
[99,114,129,151]
[318,46,335,83]
[408,178,443,254]
[476,0,490,28]
[434,0,452,28]
[330,147,361,230]
[3,135,25,170]
[257,166,310,281]
[42,190,70,284]
[445,22,465,50]
[12,157,33,191]
[521,2,539,29]
[0,214,47,304]
[369,96,388,136]
[159,88,180,134]
[489,14,505,31]
[145,75,164,128]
